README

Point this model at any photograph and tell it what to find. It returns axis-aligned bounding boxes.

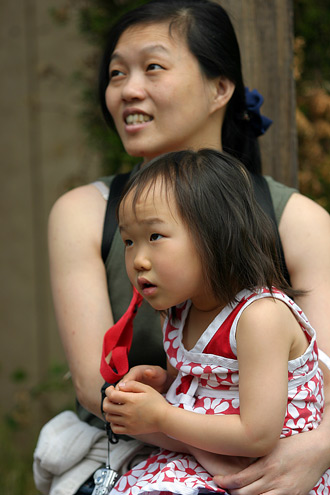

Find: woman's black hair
[99,0,262,174]
[118,149,301,305]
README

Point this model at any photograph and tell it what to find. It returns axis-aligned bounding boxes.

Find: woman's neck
[141,142,223,167]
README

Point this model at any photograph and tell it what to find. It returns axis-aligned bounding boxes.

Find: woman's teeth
[126,114,152,125]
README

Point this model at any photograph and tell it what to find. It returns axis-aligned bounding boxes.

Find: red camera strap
[100,287,144,382]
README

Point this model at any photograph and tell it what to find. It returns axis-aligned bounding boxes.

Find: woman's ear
[210,77,235,114]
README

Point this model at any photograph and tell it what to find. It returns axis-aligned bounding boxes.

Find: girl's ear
[210,77,235,114]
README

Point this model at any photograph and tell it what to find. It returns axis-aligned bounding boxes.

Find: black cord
[101,381,119,444]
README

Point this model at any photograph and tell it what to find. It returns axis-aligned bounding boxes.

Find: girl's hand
[103,380,170,435]
[117,365,169,393]
[213,430,328,495]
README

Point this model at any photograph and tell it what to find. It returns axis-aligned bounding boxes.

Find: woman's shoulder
[264,175,298,224]
[49,183,108,252]
[93,175,115,189]
[50,182,108,216]
[279,190,330,241]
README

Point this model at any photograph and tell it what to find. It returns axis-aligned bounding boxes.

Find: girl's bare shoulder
[238,297,297,337]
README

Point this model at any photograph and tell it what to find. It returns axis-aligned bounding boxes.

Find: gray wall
[0,0,101,420]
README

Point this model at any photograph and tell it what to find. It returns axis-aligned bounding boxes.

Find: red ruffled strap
[100,287,144,382]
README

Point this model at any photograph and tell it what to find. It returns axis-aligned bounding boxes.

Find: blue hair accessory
[244,87,272,137]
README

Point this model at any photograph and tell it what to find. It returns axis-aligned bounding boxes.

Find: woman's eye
[147,63,164,71]
[150,233,163,241]
[109,69,125,79]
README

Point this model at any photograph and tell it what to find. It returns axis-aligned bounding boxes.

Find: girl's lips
[142,285,157,297]
[138,278,157,296]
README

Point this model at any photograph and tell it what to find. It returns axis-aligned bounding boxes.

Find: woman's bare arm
[280,193,330,461]
[282,194,330,356]
[48,184,112,418]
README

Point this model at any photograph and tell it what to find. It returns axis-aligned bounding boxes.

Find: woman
[46,0,330,494]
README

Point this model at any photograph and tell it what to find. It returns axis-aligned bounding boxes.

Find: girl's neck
[182,301,225,351]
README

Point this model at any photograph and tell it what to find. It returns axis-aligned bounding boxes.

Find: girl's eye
[124,239,133,247]
[150,233,163,241]
[147,63,164,71]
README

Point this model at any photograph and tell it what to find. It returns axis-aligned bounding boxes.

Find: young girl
[104,149,329,495]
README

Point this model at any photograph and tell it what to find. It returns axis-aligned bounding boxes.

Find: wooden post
[219,0,298,187]
[0,0,97,422]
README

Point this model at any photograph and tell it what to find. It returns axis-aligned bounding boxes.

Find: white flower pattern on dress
[111,289,329,495]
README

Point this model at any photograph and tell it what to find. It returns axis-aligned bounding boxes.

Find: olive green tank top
[101,172,297,366]
[77,173,297,427]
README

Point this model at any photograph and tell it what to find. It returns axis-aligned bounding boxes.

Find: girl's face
[105,22,223,161]
[119,179,212,311]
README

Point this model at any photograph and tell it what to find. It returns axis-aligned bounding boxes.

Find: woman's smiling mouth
[125,113,153,125]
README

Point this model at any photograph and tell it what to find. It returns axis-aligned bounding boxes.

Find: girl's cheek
[125,254,133,275]
[127,258,137,285]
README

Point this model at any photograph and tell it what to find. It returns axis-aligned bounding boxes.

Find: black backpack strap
[99,172,131,441]
[250,173,291,285]
[101,172,131,263]
[100,170,290,281]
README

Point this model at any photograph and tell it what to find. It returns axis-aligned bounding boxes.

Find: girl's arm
[105,298,293,458]
[107,364,256,473]
[48,184,113,418]
[214,193,330,495]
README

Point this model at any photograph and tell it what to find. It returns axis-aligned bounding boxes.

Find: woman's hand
[118,365,170,393]
[189,447,255,477]
[213,428,329,495]
[103,380,170,435]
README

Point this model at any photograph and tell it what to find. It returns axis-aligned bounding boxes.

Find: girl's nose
[133,252,151,272]
[122,73,146,102]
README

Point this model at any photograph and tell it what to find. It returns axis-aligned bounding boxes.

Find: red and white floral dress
[111,288,329,495]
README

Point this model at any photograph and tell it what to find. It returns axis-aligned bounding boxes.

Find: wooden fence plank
[220,0,298,186]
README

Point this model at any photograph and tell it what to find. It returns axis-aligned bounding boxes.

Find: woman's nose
[122,73,146,102]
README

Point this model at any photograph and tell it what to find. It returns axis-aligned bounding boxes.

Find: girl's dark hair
[119,149,301,305]
[99,0,262,173]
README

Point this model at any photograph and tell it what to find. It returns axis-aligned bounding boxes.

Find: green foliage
[52,0,148,175]
[0,424,36,495]
[73,66,140,174]
[10,368,28,383]
[294,0,330,82]
[1,363,75,494]
[294,0,330,212]
[76,0,147,46]
[30,362,73,398]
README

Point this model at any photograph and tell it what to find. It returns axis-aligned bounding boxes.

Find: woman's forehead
[114,21,187,54]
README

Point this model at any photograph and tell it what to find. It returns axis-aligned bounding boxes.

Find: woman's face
[105,22,223,161]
